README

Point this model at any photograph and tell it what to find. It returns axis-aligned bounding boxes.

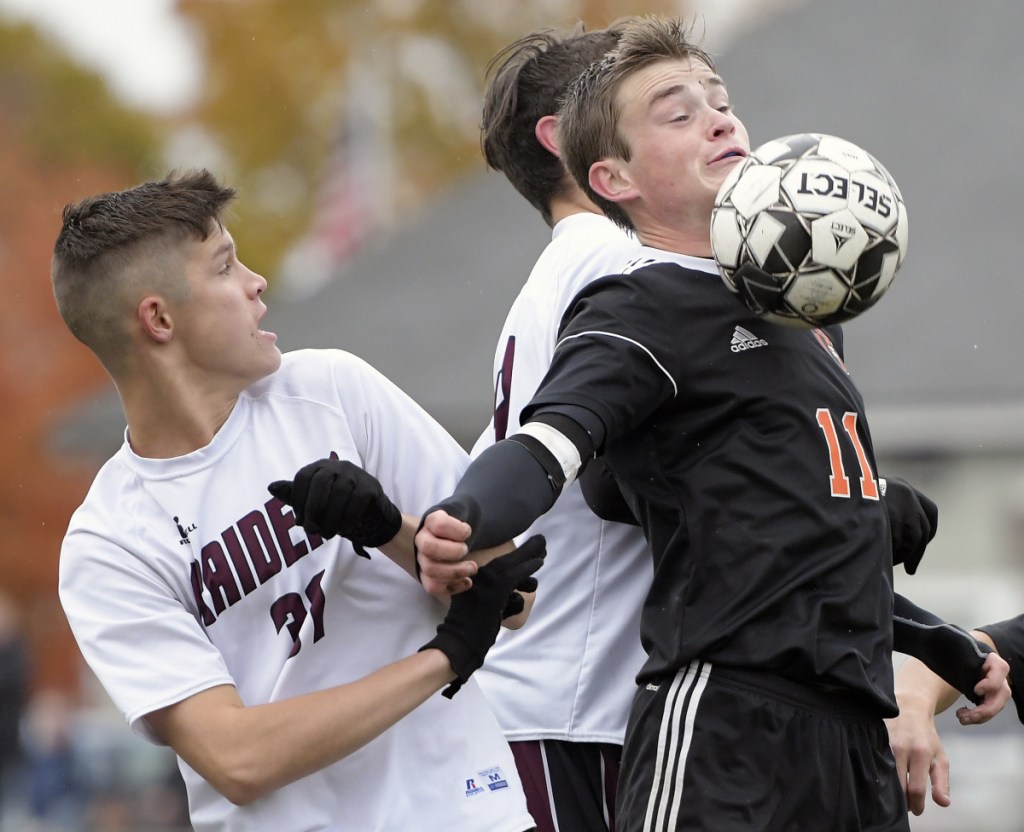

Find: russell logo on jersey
[463,767,510,798]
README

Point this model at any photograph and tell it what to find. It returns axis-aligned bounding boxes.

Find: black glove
[268,459,402,558]
[420,535,546,698]
[882,477,938,575]
[500,571,539,618]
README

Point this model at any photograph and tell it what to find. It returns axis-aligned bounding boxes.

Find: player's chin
[257,343,284,377]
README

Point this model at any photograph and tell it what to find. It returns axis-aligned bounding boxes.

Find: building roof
[716,0,1024,456]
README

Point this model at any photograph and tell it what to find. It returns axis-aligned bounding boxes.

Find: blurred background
[1,0,1022,829]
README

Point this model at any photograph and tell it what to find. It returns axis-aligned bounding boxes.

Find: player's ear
[535,115,561,158]
[589,158,636,204]
[138,295,174,344]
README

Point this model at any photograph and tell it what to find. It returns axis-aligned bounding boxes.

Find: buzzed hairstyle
[480,23,625,226]
[557,16,717,231]
[51,169,236,374]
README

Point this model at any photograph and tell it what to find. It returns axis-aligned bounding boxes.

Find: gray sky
[0,0,802,114]
[0,0,200,113]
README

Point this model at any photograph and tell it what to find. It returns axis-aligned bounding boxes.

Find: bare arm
[886,656,955,815]
[886,631,1010,815]
[145,535,546,805]
[146,650,455,805]
[377,513,433,580]
[892,629,1007,724]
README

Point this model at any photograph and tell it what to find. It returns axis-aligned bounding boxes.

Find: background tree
[0,20,160,690]
[172,0,683,282]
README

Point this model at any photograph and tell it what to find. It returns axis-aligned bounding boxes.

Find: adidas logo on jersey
[730,326,768,352]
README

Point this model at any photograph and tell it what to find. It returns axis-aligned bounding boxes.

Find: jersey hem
[501,729,626,745]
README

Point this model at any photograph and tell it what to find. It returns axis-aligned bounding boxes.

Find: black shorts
[616,661,909,832]
[510,739,621,832]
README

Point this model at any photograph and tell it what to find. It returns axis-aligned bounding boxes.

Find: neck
[637,227,713,257]
[630,203,714,257]
[118,370,242,459]
[547,188,604,227]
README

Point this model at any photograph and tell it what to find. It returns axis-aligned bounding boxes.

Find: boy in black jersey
[408,15,1010,832]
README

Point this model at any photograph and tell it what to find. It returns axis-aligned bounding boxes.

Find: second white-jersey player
[472,212,648,746]
[468,27,653,832]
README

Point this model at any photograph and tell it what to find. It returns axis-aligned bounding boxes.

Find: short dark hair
[51,169,236,372]
[558,16,716,231]
[480,24,624,225]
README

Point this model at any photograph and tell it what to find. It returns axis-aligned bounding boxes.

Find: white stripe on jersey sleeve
[557,330,679,397]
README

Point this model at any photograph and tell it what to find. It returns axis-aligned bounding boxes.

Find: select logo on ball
[711,132,908,328]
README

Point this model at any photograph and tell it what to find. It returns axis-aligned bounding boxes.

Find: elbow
[145,691,292,806]
[190,746,282,806]
[208,764,276,806]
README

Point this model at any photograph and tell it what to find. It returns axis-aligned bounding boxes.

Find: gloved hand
[268,459,402,558]
[420,535,546,698]
[882,477,938,575]
[500,570,539,618]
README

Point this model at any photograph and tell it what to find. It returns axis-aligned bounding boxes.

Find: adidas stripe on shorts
[615,661,910,832]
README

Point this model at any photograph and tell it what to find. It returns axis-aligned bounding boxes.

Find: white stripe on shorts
[642,660,711,832]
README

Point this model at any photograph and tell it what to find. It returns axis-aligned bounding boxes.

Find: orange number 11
[815,408,879,500]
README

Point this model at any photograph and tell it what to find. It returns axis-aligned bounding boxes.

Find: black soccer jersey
[523,248,898,715]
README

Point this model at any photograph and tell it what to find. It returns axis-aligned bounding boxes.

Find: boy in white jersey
[467,24,648,831]
[51,169,541,832]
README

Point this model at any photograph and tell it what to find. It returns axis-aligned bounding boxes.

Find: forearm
[887,659,954,814]
[418,411,597,595]
[148,649,455,804]
[892,593,992,703]
[894,655,961,717]
[434,438,560,549]
[377,513,420,579]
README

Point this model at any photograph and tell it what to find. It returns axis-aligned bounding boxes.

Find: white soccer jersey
[59,349,534,832]
[472,212,652,744]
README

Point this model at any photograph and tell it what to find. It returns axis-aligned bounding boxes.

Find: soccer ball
[710,133,908,328]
